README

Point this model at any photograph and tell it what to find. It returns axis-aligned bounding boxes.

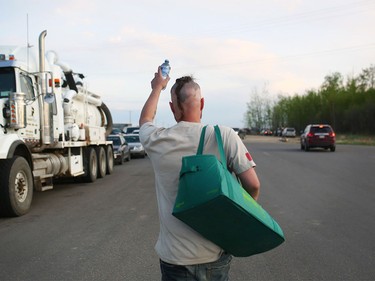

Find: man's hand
[151,67,170,91]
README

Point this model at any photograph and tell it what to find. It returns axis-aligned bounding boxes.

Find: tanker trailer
[0,30,114,216]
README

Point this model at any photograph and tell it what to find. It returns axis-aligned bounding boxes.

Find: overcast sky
[2,0,374,128]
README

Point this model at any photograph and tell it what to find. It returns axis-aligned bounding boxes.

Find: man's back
[140,121,255,265]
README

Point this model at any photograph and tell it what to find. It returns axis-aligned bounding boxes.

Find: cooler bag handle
[214,125,227,167]
[196,125,227,167]
[196,125,207,155]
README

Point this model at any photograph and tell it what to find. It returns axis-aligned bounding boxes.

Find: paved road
[238,137,375,281]
[0,136,374,281]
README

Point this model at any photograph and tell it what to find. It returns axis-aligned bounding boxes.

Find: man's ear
[169,101,175,113]
[199,98,204,119]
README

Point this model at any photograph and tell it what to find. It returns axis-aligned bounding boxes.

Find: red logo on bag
[245,152,253,161]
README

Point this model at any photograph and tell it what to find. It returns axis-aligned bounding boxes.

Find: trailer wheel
[83,147,98,182]
[96,146,107,178]
[0,157,33,217]
[106,145,114,175]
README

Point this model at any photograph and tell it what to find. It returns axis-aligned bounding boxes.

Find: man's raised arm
[139,67,170,127]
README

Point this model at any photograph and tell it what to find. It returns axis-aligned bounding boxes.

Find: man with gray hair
[139,67,260,281]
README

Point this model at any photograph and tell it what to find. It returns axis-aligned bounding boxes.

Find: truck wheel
[96,146,107,178]
[83,147,98,182]
[0,157,33,217]
[106,146,114,175]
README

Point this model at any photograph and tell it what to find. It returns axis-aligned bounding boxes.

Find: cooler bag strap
[214,125,242,186]
[196,125,227,168]
[214,125,227,167]
[196,125,208,155]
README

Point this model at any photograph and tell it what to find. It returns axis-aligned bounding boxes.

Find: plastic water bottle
[161,59,171,78]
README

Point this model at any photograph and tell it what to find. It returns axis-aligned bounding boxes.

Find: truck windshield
[0,67,16,98]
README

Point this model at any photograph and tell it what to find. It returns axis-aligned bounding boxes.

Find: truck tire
[106,145,114,175]
[0,156,33,217]
[83,147,98,183]
[96,146,107,178]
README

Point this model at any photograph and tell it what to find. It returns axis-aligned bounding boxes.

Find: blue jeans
[160,252,232,281]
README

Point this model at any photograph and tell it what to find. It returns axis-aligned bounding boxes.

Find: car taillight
[329,132,335,137]
[307,132,314,138]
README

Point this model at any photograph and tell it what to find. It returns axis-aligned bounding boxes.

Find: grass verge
[336,134,375,146]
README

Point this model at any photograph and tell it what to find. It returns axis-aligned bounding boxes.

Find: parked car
[110,128,123,135]
[124,134,146,158]
[107,134,131,164]
[300,124,336,152]
[238,129,246,140]
[275,128,283,137]
[282,127,296,137]
[263,129,273,136]
[232,128,246,139]
[124,126,140,135]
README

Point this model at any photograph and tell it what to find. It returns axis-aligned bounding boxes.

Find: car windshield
[125,127,139,134]
[0,67,16,98]
[125,136,140,143]
[108,137,121,145]
[111,128,122,134]
[311,126,331,133]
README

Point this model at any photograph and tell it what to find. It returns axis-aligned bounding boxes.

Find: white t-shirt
[139,121,256,265]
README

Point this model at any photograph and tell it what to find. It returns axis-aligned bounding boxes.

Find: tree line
[245,65,375,135]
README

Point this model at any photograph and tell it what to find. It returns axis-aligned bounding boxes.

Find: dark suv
[107,134,131,164]
[300,124,336,152]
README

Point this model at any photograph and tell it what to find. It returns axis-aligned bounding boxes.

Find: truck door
[18,72,40,140]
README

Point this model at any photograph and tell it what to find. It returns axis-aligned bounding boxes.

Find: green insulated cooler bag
[172,125,285,257]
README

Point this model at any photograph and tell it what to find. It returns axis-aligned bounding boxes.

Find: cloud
[2,0,374,128]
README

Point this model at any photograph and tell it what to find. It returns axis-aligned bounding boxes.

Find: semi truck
[0,30,114,216]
